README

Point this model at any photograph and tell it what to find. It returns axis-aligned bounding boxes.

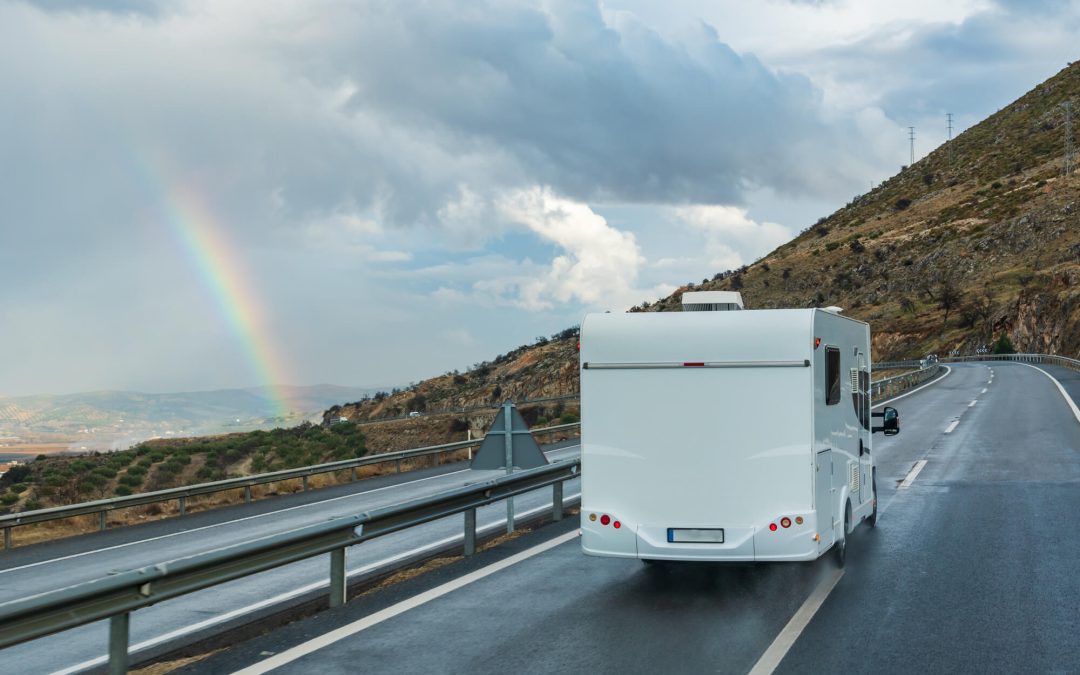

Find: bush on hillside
[992,334,1016,354]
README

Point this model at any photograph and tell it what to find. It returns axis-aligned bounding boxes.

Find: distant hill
[0,384,388,450]
[326,61,1080,423]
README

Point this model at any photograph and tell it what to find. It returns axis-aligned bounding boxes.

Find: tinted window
[826,347,841,405]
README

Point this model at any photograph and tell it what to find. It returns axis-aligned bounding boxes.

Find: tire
[869,469,879,528]
[834,501,851,568]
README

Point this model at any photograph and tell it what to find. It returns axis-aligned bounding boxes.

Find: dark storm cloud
[305,0,855,223]
[807,2,1079,125]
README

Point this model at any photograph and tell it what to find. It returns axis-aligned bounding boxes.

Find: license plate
[667,528,724,543]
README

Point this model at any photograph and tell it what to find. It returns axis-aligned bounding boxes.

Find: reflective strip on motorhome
[582,360,810,370]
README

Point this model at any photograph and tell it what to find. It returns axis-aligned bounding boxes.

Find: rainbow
[150,178,293,419]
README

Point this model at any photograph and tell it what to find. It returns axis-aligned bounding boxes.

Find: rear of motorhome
[579,292,898,566]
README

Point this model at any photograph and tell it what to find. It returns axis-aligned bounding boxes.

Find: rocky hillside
[665,61,1080,359]
[325,327,580,424]
[329,62,1079,423]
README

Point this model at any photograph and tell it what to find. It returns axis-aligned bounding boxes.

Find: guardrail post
[302,476,309,492]
[108,612,129,675]
[244,486,252,503]
[351,467,357,482]
[179,496,186,516]
[396,459,402,473]
[464,508,476,556]
[3,527,10,550]
[329,547,347,608]
[433,452,440,467]
[552,481,563,522]
[99,511,107,532]
[503,401,515,535]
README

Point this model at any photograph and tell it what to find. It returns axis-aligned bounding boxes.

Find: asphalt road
[189,362,1080,674]
[0,439,582,674]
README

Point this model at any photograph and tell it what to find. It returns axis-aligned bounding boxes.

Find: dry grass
[4,440,576,550]
[129,649,225,675]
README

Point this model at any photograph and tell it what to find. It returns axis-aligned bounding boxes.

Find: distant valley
[0,384,389,454]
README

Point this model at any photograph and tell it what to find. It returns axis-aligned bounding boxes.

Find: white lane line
[1016,363,1080,425]
[232,530,581,675]
[49,494,581,675]
[968,400,977,408]
[872,365,952,410]
[981,388,988,394]
[898,460,928,489]
[944,419,960,434]
[1,445,581,576]
[748,568,844,675]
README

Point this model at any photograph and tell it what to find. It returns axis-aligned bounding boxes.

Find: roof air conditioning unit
[681,291,745,312]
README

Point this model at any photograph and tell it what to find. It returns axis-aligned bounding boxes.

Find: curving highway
[180,362,1080,675]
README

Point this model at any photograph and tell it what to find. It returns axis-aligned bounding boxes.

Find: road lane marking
[898,460,928,489]
[1016,363,1080,424]
[232,529,582,675]
[0,445,581,576]
[871,365,952,410]
[944,419,960,433]
[968,400,977,408]
[981,388,987,394]
[748,568,844,675]
[48,494,581,675]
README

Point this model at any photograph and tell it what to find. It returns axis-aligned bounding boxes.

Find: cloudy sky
[1,0,1077,397]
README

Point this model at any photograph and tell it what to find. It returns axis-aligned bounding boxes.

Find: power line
[908,126,916,167]
[946,113,954,162]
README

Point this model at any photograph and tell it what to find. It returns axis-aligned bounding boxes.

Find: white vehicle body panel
[580,308,874,562]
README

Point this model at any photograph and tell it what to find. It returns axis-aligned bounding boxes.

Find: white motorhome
[579,292,898,566]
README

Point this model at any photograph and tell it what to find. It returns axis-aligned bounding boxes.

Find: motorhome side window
[825,347,841,405]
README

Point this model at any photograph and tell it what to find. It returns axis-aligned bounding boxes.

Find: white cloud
[496,187,649,311]
[674,205,794,271]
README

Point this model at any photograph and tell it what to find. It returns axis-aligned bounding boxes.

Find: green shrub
[825,242,840,251]
[1,493,19,506]
[10,483,27,494]
[23,499,42,511]
[992,334,1016,354]
[114,485,133,497]
[559,413,579,424]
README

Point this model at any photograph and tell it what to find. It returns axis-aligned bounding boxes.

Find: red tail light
[613,521,621,529]
[781,517,792,528]
[600,514,611,526]
[769,523,778,532]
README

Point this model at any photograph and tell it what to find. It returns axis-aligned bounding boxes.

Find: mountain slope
[330,62,1080,422]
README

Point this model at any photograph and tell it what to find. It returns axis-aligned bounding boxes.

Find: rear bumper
[580,511,820,562]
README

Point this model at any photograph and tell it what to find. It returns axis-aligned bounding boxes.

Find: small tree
[992,334,1016,354]
[937,278,963,330]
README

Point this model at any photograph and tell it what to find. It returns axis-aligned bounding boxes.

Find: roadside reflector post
[329,547,347,608]
[464,508,477,556]
[503,401,515,534]
[302,475,309,492]
[108,612,129,675]
[553,481,563,522]
[244,486,252,503]
[99,511,107,532]
[3,527,10,550]
[351,467,357,482]
[178,496,186,516]
[396,459,402,473]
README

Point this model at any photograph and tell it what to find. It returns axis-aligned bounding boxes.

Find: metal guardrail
[873,359,925,370]
[0,459,581,672]
[870,364,943,401]
[0,422,581,549]
[941,353,1080,370]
